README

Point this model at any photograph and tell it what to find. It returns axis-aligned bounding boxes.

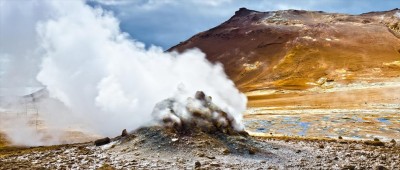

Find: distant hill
[169,8,400,92]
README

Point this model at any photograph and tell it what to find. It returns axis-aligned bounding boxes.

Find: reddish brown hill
[169,8,400,92]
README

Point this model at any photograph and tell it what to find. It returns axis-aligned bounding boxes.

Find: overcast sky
[88,0,400,49]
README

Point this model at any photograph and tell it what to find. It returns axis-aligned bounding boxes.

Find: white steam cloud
[395,11,400,19]
[0,1,247,145]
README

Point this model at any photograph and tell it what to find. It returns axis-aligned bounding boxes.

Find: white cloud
[92,0,177,9]
[93,0,232,7]
[191,0,233,7]
[1,0,246,145]
[0,0,56,88]
[91,0,132,5]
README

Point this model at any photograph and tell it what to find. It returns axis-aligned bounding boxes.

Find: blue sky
[88,0,400,49]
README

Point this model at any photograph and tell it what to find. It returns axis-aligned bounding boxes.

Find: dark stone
[195,161,201,169]
[94,137,111,146]
[342,165,356,170]
[248,147,257,155]
[195,91,206,101]
[364,140,385,146]
[121,129,128,137]
[238,130,249,137]
[375,165,388,170]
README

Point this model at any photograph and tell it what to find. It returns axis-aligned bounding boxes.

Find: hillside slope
[169,8,400,91]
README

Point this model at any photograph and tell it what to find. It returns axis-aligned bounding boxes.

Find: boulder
[195,91,206,101]
[195,161,201,169]
[121,129,128,137]
[94,137,111,146]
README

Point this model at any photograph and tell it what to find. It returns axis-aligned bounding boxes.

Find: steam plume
[0,1,246,145]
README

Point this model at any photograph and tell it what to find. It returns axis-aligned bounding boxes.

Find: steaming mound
[122,126,257,156]
[110,91,254,155]
[152,91,248,136]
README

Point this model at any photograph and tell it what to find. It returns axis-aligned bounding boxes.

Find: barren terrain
[245,79,400,141]
[1,8,400,169]
[170,7,400,156]
[0,127,399,170]
[170,8,400,92]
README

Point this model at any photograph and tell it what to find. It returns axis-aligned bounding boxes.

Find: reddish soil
[170,8,400,92]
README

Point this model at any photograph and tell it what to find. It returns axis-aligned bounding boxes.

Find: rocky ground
[1,82,399,170]
[0,126,399,170]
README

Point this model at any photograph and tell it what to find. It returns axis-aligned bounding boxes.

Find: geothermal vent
[152,91,248,136]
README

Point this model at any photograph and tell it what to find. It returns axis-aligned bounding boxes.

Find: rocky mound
[151,91,248,136]
[122,126,258,156]
[95,91,252,154]
[110,91,255,155]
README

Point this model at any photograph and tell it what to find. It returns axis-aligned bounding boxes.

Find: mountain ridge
[169,8,400,92]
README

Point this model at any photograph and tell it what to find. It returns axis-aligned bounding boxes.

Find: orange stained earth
[171,8,400,141]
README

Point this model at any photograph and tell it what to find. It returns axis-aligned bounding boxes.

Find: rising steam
[0,1,247,145]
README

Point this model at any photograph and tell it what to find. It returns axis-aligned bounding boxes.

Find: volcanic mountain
[169,8,400,92]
